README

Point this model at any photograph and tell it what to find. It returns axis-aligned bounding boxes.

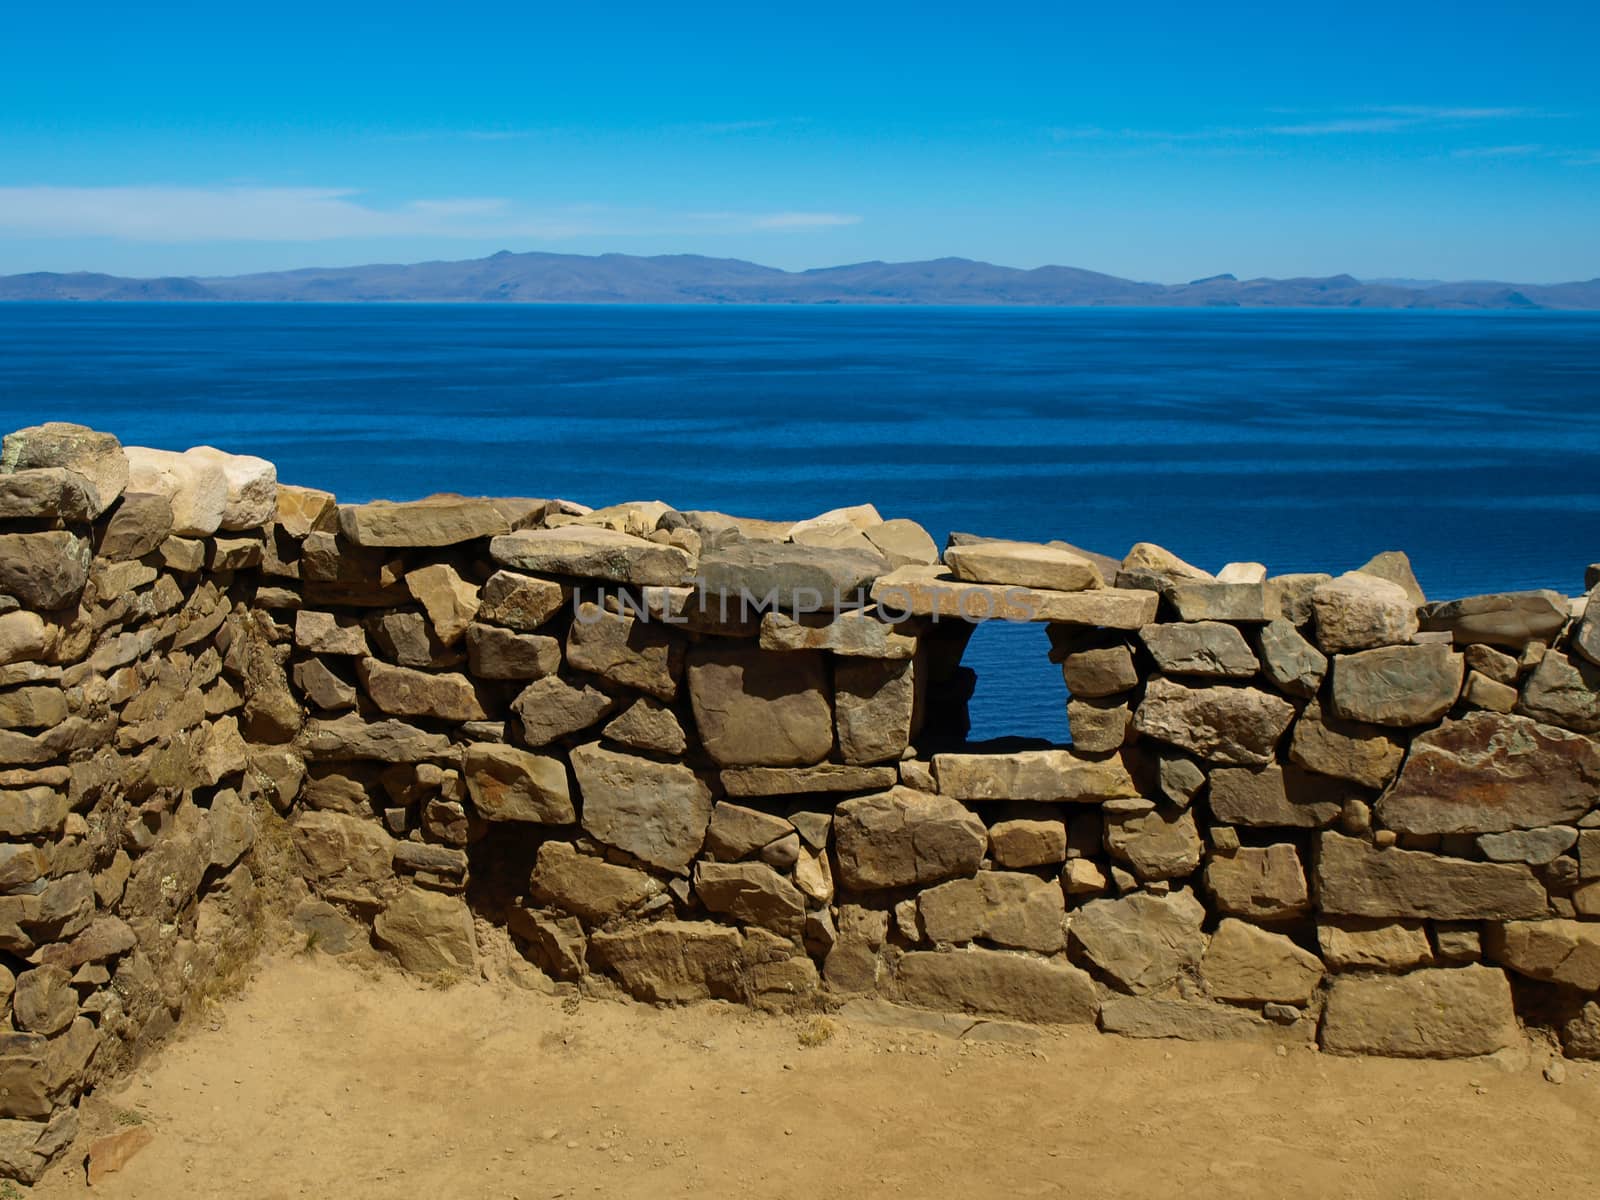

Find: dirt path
[34,955,1600,1199]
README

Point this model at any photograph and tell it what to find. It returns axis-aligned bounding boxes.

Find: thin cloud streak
[1052,105,1549,144]
[1451,144,1544,158]
[0,186,862,242]
[687,211,861,230]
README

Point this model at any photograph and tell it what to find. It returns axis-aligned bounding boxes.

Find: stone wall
[3,422,1599,1180]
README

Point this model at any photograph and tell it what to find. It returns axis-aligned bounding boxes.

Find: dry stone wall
[4,422,1600,1180]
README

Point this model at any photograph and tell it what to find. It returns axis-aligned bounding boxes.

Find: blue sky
[2,1,1596,281]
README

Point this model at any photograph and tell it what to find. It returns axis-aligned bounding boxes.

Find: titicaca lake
[4,302,1597,741]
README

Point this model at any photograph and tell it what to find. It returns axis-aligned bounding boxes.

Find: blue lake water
[2,302,1598,741]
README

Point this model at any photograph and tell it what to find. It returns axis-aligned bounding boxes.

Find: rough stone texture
[1234,562,1286,588]
[1311,572,1419,654]
[1463,670,1519,713]
[511,675,617,747]
[0,531,92,610]
[0,1106,78,1181]
[1465,643,1520,685]
[296,715,452,763]
[465,623,561,680]
[0,468,97,523]
[1314,832,1548,920]
[719,763,897,798]
[1,422,127,516]
[694,861,806,938]
[1329,643,1464,727]
[568,604,683,701]
[1209,764,1347,828]
[931,749,1138,803]
[1356,550,1426,605]
[1133,677,1295,767]
[357,658,486,722]
[124,446,229,536]
[462,743,575,824]
[988,819,1067,868]
[1121,541,1211,580]
[1321,966,1519,1058]
[1264,573,1331,626]
[1067,697,1132,753]
[1105,807,1203,881]
[686,644,833,768]
[1061,645,1139,697]
[373,888,478,975]
[602,697,689,757]
[1575,596,1600,669]
[1519,650,1600,734]
[477,570,567,631]
[12,965,76,1035]
[1420,590,1570,648]
[292,810,396,905]
[861,518,939,568]
[759,609,916,659]
[492,526,691,586]
[917,872,1066,953]
[275,484,338,538]
[572,742,713,874]
[705,802,795,861]
[944,540,1103,592]
[1139,621,1258,678]
[1204,844,1310,919]
[1254,619,1327,698]
[871,565,1157,628]
[589,921,744,1003]
[1100,997,1296,1042]
[1476,826,1579,865]
[1485,919,1600,990]
[1583,830,1600,881]
[1200,919,1324,1004]
[696,541,887,610]
[405,562,480,647]
[833,787,986,890]
[0,687,68,730]
[295,609,369,656]
[1563,1001,1600,1060]
[338,496,509,547]
[835,656,916,765]
[0,611,48,667]
[185,447,277,530]
[1068,889,1207,995]
[1317,919,1432,972]
[529,841,658,924]
[894,950,1098,1025]
[1377,712,1600,834]
[1288,701,1406,790]
[1162,580,1267,623]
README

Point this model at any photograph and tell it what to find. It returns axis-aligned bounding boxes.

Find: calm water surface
[3,303,1597,739]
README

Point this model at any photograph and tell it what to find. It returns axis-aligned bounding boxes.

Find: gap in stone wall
[953,620,1065,747]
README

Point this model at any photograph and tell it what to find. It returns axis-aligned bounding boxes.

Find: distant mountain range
[2,251,1597,309]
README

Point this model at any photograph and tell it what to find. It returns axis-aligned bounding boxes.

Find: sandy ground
[31,954,1600,1200]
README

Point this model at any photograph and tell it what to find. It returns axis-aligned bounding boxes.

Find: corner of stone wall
[4,423,1600,1183]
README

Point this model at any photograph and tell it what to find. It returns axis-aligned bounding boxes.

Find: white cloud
[0,186,861,242]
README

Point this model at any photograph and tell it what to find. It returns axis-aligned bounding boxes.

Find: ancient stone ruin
[3,421,1599,1181]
